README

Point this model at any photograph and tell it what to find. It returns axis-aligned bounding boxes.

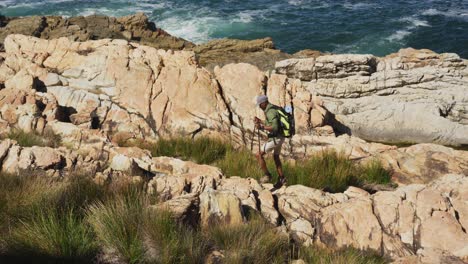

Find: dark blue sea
[1,0,467,58]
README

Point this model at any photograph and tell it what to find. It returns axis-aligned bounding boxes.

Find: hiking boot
[273,177,287,189]
[260,175,272,184]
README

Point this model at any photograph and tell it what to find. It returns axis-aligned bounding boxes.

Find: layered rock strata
[276,50,468,146]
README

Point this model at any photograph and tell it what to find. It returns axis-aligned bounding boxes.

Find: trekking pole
[257,125,261,153]
[250,126,256,152]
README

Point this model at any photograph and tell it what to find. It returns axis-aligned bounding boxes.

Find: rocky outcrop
[0,34,467,185]
[0,13,317,71]
[276,49,468,146]
[0,13,193,51]
[193,37,292,71]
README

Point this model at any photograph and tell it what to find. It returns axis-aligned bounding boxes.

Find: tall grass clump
[7,208,97,261]
[143,209,209,264]
[215,148,264,179]
[123,137,229,164]
[207,213,289,264]
[0,173,109,262]
[1,129,61,148]
[295,245,386,264]
[87,188,147,264]
[358,160,392,185]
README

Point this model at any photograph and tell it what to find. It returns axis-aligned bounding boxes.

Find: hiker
[254,95,287,188]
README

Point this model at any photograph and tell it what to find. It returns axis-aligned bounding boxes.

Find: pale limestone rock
[2,145,21,174]
[258,189,280,225]
[30,146,63,169]
[0,139,13,164]
[318,198,382,252]
[217,177,262,211]
[151,156,222,179]
[344,186,369,199]
[199,189,244,228]
[372,143,468,185]
[154,193,199,225]
[310,108,324,128]
[109,147,153,175]
[5,69,33,90]
[43,72,61,86]
[214,63,266,145]
[147,175,187,201]
[277,185,344,223]
[290,218,314,246]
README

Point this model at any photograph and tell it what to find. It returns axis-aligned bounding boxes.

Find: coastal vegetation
[121,137,392,193]
[0,172,386,264]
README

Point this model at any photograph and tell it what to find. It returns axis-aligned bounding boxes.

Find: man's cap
[256,95,268,106]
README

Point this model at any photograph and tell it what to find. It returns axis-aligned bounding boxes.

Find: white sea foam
[288,0,304,6]
[422,8,468,20]
[399,17,430,27]
[157,16,221,44]
[233,10,266,23]
[422,8,441,16]
[77,7,114,17]
[387,30,411,42]
[343,2,376,10]
[2,0,75,8]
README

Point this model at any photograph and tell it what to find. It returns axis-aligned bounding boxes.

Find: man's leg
[273,154,284,178]
[256,151,271,177]
[272,138,286,188]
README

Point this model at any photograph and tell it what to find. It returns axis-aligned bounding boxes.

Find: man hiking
[254,95,287,189]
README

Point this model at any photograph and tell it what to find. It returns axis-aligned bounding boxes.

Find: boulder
[199,189,244,228]
[371,143,468,185]
[154,193,199,225]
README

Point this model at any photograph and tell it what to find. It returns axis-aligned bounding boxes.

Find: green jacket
[264,103,280,138]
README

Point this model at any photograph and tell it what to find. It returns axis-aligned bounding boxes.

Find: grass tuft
[87,190,147,264]
[7,208,97,260]
[295,245,386,264]
[207,213,289,264]
[2,129,61,148]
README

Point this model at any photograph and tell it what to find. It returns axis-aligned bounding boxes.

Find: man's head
[256,95,269,110]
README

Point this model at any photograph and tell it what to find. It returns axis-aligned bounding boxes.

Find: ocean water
[1,0,467,58]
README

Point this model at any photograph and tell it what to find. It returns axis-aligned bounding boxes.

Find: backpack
[272,105,295,138]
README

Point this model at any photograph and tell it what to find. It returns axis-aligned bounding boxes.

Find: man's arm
[256,112,279,133]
